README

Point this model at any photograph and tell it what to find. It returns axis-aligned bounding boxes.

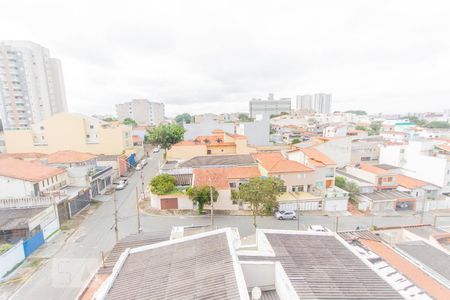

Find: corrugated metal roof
[106,232,241,300]
[98,231,168,275]
[338,230,381,242]
[243,233,403,300]
[0,207,47,230]
[180,154,256,168]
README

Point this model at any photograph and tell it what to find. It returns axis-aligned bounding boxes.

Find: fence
[69,189,91,216]
[0,241,25,278]
[0,197,54,209]
[23,231,44,257]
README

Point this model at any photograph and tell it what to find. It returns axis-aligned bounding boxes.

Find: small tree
[145,124,185,149]
[187,186,218,214]
[238,113,254,122]
[291,138,301,145]
[150,174,176,195]
[335,176,346,189]
[369,121,382,135]
[123,117,138,127]
[237,177,284,229]
[345,181,359,204]
[175,113,192,125]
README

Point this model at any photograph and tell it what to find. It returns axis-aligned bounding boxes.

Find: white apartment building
[313,93,332,114]
[296,94,313,110]
[0,41,68,129]
[379,139,450,193]
[295,93,332,113]
[116,99,165,126]
[249,93,291,118]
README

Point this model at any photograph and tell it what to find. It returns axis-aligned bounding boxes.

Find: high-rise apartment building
[249,93,291,118]
[296,94,313,110]
[313,93,332,114]
[0,41,68,129]
[116,99,165,126]
[296,93,332,114]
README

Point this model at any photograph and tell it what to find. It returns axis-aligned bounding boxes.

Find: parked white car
[141,159,147,166]
[275,210,296,220]
[135,163,142,171]
[307,225,330,232]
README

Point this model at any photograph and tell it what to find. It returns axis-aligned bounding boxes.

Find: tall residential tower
[116,99,165,126]
[249,93,291,118]
[0,41,68,129]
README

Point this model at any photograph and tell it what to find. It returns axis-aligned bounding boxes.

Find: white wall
[324,199,348,211]
[0,241,25,278]
[238,116,270,146]
[241,262,275,290]
[316,137,352,168]
[184,120,235,140]
[0,176,35,198]
[345,166,376,184]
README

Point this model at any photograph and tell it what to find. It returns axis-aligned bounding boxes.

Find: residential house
[379,139,450,193]
[4,112,134,156]
[0,158,68,198]
[345,163,399,191]
[356,190,416,212]
[381,131,408,142]
[86,228,405,300]
[350,137,383,165]
[46,150,113,196]
[166,129,255,160]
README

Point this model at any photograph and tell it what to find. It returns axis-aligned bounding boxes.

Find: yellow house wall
[166,144,207,160]
[4,113,132,155]
[207,145,236,155]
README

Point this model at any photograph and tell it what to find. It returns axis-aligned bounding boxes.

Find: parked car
[307,225,330,232]
[355,225,370,231]
[153,146,160,153]
[275,210,296,220]
[115,182,127,190]
[141,159,147,166]
[135,163,142,171]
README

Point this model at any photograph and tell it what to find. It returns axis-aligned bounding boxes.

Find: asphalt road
[6,150,450,300]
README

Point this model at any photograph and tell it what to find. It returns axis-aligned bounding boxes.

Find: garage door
[161,198,178,209]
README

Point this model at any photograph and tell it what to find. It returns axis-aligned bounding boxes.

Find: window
[86,134,90,138]
[47,178,50,185]
[90,125,94,129]
[40,126,44,130]
[229,182,236,188]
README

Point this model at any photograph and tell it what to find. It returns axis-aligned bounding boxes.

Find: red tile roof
[0,152,47,160]
[47,151,97,164]
[359,163,388,175]
[0,158,65,182]
[397,175,435,189]
[252,152,313,174]
[193,166,260,189]
[295,147,336,167]
[435,143,450,152]
[132,135,143,143]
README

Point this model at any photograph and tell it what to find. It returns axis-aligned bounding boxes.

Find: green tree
[238,113,254,122]
[345,181,359,204]
[123,117,138,127]
[345,110,367,115]
[187,186,219,214]
[425,121,450,129]
[175,113,192,125]
[409,116,427,127]
[291,138,301,145]
[145,124,186,149]
[335,176,346,189]
[237,177,284,229]
[149,174,176,195]
[369,121,382,135]
[355,125,369,131]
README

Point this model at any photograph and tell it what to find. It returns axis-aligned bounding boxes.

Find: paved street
[4,151,450,300]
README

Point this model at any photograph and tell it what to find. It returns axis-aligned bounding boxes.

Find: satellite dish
[251,287,262,300]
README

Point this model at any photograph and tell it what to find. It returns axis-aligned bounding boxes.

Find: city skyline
[1,1,449,117]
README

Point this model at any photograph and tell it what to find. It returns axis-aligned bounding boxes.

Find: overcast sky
[1,0,449,117]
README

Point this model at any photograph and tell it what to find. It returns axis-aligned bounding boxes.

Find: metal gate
[69,189,91,216]
[23,231,44,257]
[161,198,178,209]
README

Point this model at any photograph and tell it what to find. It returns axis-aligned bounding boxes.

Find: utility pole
[335,216,339,232]
[136,186,142,233]
[209,177,214,227]
[297,202,300,230]
[113,191,119,242]
[420,199,426,224]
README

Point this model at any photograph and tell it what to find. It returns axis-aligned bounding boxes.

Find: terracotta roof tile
[295,147,336,167]
[359,163,388,175]
[0,158,65,182]
[436,143,450,152]
[47,151,97,164]
[252,152,313,174]
[397,175,436,189]
[360,239,450,300]
[193,166,260,189]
